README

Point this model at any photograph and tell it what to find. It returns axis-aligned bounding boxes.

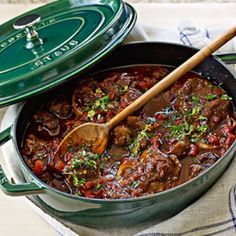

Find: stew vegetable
[21,65,236,199]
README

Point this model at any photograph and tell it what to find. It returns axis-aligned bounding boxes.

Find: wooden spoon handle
[106,26,236,129]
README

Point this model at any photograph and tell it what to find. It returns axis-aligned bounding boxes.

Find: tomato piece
[85,181,94,189]
[33,160,44,175]
[151,137,160,149]
[108,88,116,100]
[137,80,153,90]
[226,133,236,148]
[120,101,127,109]
[155,113,168,121]
[94,189,103,197]
[55,160,65,173]
[188,144,198,156]
[207,134,219,146]
[222,125,231,135]
[84,191,95,198]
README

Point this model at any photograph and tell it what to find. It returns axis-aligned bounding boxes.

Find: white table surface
[1,2,236,236]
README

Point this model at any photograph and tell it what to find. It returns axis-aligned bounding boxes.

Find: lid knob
[13,14,43,49]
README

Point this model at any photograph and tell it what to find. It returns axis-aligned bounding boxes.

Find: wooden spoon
[56,26,236,158]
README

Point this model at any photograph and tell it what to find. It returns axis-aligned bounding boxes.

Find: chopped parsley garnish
[197,124,209,135]
[205,94,217,100]
[155,106,174,116]
[131,181,139,189]
[96,183,102,189]
[99,95,110,110]
[221,94,232,100]
[70,149,100,170]
[93,154,100,160]
[168,121,194,139]
[95,87,103,94]
[71,157,96,170]
[86,94,111,120]
[118,85,129,94]
[192,95,200,104]
[88,110,96,119]
[68,146,76,153]
[129,125,152,155]
[72,176,86,187]
[198,115,208,121]
[191,106,202,116]
[147,117,157,124]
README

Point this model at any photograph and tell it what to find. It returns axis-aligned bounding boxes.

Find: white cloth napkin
[1,22,236,236]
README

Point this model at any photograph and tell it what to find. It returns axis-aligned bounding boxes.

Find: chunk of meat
[120,88,142,108]
[168,139,190,157]
[103,150,181,199]
[21,134,47,156]
[72,80,98,117]
[142,95,169,117]
[99,73,120,91]
[152,67,169,79]
[179,77,210,96]
[189,164,202,177]
[116,74,132,87]
[34,111,60,136]
[49,97,72,119]
[116,159,135,178]
[113,125,132,146]
[202,99,230,128]
[126,116,145,129]
[198,152,219,167]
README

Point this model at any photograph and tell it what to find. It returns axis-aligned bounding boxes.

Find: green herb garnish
[68,146,76,153]
[88,110,96,119]
[131,181,139,189]
[99,95,110,111]
[85,92,111,120]
[96,184,102,189]
[221,94,232,100]
[93,154,100,160]
[72,176,86,187]
[147,117,157,124]
[95,87,103,94]
[197,124,209,135]
[129,125,152,155]
[198,115,208,121]
[70,150,99,170]
[192,95,200,104]
[191,106,202,116]
[205,94,217,100]
[190,136,199,143]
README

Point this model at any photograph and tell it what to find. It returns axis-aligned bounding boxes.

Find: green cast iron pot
[0,42,236,227]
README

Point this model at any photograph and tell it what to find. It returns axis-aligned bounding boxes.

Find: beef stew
[21,65,236,199]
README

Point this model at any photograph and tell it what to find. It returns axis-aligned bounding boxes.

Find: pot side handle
[0,127,45,196]
[216,53,236,64]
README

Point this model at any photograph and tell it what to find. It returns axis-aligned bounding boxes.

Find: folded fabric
[128,22,236,53]
[1,22,236,236]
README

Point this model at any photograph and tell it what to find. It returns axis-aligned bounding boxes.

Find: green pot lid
[0,0,136,107]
